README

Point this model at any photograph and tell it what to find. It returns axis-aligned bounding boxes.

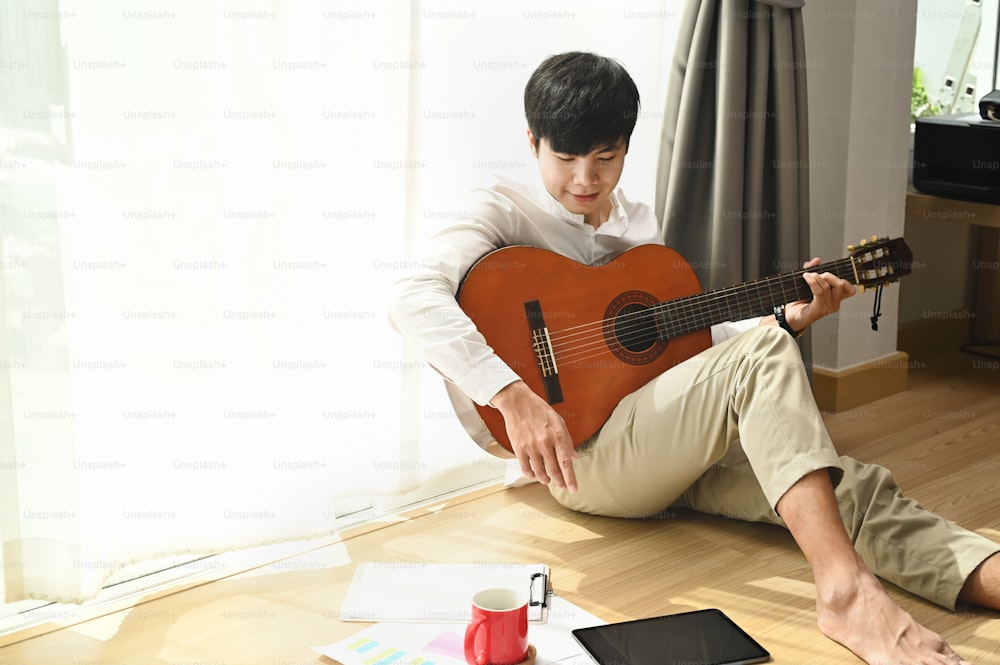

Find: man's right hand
[490,381,578,493]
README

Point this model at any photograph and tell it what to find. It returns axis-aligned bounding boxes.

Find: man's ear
[527,129,538,156]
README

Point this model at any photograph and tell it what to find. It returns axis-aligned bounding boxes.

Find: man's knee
[739,324,804,366]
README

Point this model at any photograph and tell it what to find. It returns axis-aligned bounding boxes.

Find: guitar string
[548,255,897,365]
[549,289,809,364]
[548,260,893,366]
[544,261,853,348]
[532,250,893,365]
[548,275,819,363]
[549,261,866,362]
[546,259,856,342]
[538,260,866,365]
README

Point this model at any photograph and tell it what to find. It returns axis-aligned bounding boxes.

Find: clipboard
[339,562,551,624]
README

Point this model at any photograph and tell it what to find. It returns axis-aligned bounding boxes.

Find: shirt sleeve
[386,194,523,407]
[710,317,763,345]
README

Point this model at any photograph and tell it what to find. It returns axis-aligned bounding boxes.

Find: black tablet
[571,608,770,665]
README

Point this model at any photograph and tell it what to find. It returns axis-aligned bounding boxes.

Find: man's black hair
[524,51,640,156]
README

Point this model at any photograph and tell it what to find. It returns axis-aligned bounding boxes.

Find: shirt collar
[597,191,629,237]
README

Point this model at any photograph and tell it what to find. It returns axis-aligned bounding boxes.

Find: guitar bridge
[524,300,564,404]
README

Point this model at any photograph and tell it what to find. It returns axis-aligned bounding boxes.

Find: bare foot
[815,564,971,664]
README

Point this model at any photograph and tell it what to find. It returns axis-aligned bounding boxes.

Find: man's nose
[572,160,597,184]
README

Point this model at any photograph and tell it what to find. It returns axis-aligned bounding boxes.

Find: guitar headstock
[847,236,913,292]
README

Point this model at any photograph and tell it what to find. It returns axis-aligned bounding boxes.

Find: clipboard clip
[529,572,549,609]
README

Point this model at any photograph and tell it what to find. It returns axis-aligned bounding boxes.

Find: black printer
[912,113,1000,204]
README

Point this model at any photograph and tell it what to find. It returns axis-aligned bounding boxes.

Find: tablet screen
[571,609,770,665]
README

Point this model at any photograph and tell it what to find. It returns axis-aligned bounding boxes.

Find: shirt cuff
[457,360,523,407]
[710,317,763,345]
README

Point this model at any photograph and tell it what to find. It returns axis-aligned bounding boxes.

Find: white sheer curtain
[0,0,678,605]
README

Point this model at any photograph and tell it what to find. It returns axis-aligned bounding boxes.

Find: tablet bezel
[571,608,770,665]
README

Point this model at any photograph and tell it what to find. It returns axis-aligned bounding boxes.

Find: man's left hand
[784,257,856,331]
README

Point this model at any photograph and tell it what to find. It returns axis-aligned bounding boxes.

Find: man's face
[529,132,626,226]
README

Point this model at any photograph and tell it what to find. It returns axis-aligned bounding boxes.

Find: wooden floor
[1,345,998,665]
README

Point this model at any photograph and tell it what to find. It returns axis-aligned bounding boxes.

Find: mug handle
[464,614,489,665]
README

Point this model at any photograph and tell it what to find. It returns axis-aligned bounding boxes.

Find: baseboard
[812,351,910,413]
[813,309,978,413]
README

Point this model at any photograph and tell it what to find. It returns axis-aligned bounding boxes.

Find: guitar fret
[647,247,908,343]
[728,290,739,319]
[728,289,749,321]
[653,264,841,339]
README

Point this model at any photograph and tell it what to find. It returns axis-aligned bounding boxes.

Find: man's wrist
[774,305,805,339]
[489,380,527,410]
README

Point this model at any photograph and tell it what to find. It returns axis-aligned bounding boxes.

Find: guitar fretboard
[651,258,857,340]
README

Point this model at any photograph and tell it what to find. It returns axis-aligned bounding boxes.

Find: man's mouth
[570,192,599,203]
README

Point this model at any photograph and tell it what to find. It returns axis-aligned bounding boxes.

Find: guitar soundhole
[615,304,657,352]
[604,291,667,365]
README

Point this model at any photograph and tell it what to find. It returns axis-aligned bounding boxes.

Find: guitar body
[448,236,911,457]
[454,244,712,453]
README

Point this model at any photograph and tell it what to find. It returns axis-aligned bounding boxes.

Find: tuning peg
[870,235,878,243]
[848,244,857,252]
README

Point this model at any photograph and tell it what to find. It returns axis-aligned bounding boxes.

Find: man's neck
[583,198,613,229]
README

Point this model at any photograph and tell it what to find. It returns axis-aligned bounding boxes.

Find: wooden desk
[905,190,1000,341]
[906,190,1000,229]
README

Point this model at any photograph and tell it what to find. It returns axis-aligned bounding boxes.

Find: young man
[388,51,1000,664]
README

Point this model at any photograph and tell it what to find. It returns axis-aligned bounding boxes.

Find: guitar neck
[652,256,858,340]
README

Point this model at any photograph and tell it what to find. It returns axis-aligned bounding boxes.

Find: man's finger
[803,271,827,297]
[538,447,567,490]
[530,453,552,485]
[550,435,578,493]
[516,454,536,482]
[558,455,578,494]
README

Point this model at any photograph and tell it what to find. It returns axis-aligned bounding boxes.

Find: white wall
[803,0,919,370]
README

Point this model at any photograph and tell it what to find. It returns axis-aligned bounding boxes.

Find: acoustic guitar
[449,237,912,455]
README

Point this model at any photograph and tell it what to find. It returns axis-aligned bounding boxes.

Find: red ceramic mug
[464,587,529,665]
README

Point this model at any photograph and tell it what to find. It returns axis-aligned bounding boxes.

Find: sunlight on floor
[746,575,816,600]
[482,507,606,544]
[69,611,126,642]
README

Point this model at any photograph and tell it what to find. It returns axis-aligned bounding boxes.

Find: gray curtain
[655,0,811,292]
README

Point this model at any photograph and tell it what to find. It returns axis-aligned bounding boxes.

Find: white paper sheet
[314,594,603,665]
[339,562,551,623]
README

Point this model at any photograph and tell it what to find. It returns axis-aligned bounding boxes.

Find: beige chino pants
[549,325,999,609]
